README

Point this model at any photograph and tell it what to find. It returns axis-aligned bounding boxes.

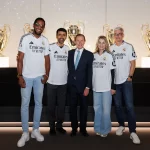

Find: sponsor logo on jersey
[29,41,34,44]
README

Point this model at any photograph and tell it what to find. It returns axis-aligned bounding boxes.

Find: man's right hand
[18,77,26,88]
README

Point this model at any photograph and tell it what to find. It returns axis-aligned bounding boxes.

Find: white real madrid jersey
[47,43,69,85]
[110,41,137,84]
[92,52,115,92]
[18,33,50,78]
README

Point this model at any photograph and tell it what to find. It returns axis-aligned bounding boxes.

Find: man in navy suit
[67,34,93,137]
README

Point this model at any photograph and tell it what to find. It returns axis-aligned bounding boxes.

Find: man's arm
[17,51,26,88]
[86,53,94,88]
[41,55,50,84]
[83,53,93,96]
[128,60,136,81]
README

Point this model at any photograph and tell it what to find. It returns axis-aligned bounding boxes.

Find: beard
[33,29,42,36]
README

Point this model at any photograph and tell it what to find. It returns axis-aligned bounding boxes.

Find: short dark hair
[56,28,67,35]
[75,34,86,41]
[33,17,45,26]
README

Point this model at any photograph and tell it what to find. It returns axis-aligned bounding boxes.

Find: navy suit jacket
[67,49,94,93]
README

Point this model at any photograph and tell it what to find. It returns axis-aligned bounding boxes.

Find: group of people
[16,17,141,147]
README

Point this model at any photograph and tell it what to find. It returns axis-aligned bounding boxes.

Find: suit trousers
[69,85,88,132]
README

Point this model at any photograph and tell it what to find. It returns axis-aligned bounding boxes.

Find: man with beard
[47,28,69,135]
[17,18,50,147]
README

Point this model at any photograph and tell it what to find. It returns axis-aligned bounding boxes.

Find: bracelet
[17,74,22,78]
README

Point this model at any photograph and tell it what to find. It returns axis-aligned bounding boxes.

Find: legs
[93,91,102,134]
[47,84,57,129]
[79,94,88,132]
[122,81,136,133]
[21,77,33,132]
[69,86,78,131]
[33,76,44,130]
[56,84,67,129]
[93,91,112,135]
[113,84,125,127]
[101,91,112,135]
[47,84,67,130]
[114,81,136,133]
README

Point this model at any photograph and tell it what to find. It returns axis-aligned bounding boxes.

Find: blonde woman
[93,36,116,137]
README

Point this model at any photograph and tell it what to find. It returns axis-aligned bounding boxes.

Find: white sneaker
[101,134,108,137]
[31,129,44,142]
[17,132,29,147]
[96,132,101,136]
[130,132,141,144]
[116,126,125,136]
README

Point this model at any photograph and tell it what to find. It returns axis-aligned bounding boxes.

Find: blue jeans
[114,81,136,133]
[93,91,112,135]
[21,76,44,132]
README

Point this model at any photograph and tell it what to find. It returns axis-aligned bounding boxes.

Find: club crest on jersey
[42,41,45,45]
[65,50,67,54]
[123,48,126,51]
[103,57,106,61]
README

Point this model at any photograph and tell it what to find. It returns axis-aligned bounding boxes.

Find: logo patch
[29,41,34,44]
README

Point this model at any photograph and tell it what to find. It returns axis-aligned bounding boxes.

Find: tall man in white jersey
[17,18,50,147]
[110,27,140,144]
[47,28,69,135]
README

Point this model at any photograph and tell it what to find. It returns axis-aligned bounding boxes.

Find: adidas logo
[112,50,115,53]
[54,51,58,54]
[29,41,34,44]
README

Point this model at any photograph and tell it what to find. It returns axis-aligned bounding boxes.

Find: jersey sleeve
[18,36,27,53]
[110,53,116,70]
[129,45,137,61]
[44,39,51,56]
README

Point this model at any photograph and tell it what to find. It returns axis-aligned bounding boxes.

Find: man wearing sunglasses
[17,18,50,147]
[110,27,140,144]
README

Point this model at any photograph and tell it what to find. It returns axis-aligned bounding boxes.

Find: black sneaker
[56,128,66,134]
[49,129,56,136]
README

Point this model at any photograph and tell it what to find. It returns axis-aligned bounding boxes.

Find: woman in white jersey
[93,36,116,137]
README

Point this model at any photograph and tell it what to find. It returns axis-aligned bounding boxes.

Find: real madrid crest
[103,56,106,61]
[42,41,45,45]
[123,48,126,51]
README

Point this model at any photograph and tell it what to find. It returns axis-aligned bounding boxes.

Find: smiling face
[114,28,124,43]
[56,31,67,45]
[97,38,106,52]
[75,35,86,49]
[33,19,45,36]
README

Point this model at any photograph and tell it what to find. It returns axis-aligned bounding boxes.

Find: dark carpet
[0,127,149,150]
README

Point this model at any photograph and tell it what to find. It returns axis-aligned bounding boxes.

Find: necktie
[75,50,80,69]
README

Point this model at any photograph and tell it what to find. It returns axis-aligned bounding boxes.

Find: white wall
[0,0,150,67]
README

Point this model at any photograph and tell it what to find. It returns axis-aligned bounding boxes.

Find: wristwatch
[17,74,22,78]
[128,76,133,79]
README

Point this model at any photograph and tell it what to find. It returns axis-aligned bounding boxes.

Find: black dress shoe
[56,128,66,134]
[80,131,89,137]
[70,131,77,137]
[49,129,56,135]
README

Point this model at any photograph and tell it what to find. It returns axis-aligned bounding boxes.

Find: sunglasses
[114,33,123,36]
[34,22,45,28]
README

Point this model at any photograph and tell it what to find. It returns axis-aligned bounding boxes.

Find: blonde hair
[94,35,110,53]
